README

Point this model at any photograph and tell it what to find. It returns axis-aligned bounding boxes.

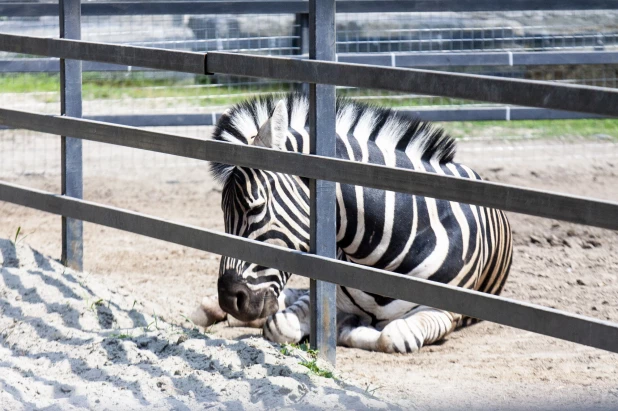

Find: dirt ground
[1,136,618,410]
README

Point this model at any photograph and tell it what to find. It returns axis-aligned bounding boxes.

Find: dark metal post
[294,13,310,56]
[293,13,310,95]
[309,0,337,365]
[60,0,83,271]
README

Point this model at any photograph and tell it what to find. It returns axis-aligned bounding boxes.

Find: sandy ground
[0,241,394,410]
[1,137,618,409]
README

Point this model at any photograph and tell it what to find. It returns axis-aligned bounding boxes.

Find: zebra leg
[336,308,458,353]
[376,307,459,353]
[263,291,310,344]
[278,287,309,309]
[337,314,382,351]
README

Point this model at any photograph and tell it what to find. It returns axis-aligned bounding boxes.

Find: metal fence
[1,1,618,177]
[2,2,618,119]
[1,0,618,364]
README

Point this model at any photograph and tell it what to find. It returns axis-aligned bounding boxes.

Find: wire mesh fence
[335,10,618,53]
[0,5,617,178]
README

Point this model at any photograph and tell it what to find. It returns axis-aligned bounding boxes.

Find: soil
[1,136,618,410]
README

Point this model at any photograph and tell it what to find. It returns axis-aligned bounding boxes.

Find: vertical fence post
[60,0,83,271]
[294,13,310,56]
[309,0,337,365]
[294,12,310,95]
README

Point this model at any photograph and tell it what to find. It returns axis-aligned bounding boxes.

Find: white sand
[0,241,397,410]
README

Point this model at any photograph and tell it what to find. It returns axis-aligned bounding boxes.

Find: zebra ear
[255,99,288,150]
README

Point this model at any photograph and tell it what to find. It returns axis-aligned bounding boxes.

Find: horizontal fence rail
[81,107,604,125]
[1,180,617,354]
[338,51,618,68]
[1,0,617,16]
[2,34,618,118]
[3,50,618,74]
[206,52,618,117]
[0,34,205,75]
[1,107,617,231]
[0,59,149,73]
[0,107,606,131]
[75,107,608,125]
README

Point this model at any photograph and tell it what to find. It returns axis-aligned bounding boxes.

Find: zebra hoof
[377,321,421,354]
[263,312,303,344]
[336,314,363,347]
[189,296,227,328]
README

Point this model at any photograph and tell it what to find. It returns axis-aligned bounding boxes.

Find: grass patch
[144,312,161,332]
[280,342,335,379]
[89,298,104,311]
[110,332,133,340]
[280,342,317,358]
[0,73,60,93]
[338,88,469,108]
[439,118,618,140]
[0,72,292,103]
[3,73,617,140]
[1,73,455,106]
[364,383,385,396]
[13,226,20,244]
[299,359,334,379]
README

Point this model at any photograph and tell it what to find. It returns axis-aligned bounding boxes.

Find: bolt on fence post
[60,0,83,271]
[309,0,337,365]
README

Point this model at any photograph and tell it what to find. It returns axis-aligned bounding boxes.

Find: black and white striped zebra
[196,93,513,353]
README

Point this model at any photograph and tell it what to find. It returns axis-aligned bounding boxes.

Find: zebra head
[213,98,310,322]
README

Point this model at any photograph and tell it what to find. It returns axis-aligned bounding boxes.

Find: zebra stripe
[211,93,512,353]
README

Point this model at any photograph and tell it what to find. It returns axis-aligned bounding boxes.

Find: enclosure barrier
[3,34,618,117]
[4,51,618,73]
[0,109,617,231]
[2,0,618,16]
[0,106,605,131]
[0,106,601,132]
[1,31,618,358]
[0,48,616,125]
[3,0,618,126]
[2,181,618,355]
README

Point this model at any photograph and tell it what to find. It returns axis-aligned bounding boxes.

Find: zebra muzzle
[217,271,279,321]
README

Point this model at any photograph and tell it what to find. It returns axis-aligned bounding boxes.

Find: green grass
[89,298,104,311]
[299,359,334,378]
[12,226,21,245]
[2,73,618,140]
[439,119,618,140]
[143,311,163,332]
[0,73,60,93]
[110,333,133,340]
[280,342,335,379]
[364,383,385,396]
[338,88,470,107]
[0,73,452,105]
[0,72,291,103]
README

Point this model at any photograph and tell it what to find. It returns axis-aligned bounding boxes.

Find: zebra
[193,93,513,353]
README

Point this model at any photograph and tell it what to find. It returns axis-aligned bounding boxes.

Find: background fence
[1,1,618,177]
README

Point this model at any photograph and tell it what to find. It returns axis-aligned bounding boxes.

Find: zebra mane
[210,93,456,184]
